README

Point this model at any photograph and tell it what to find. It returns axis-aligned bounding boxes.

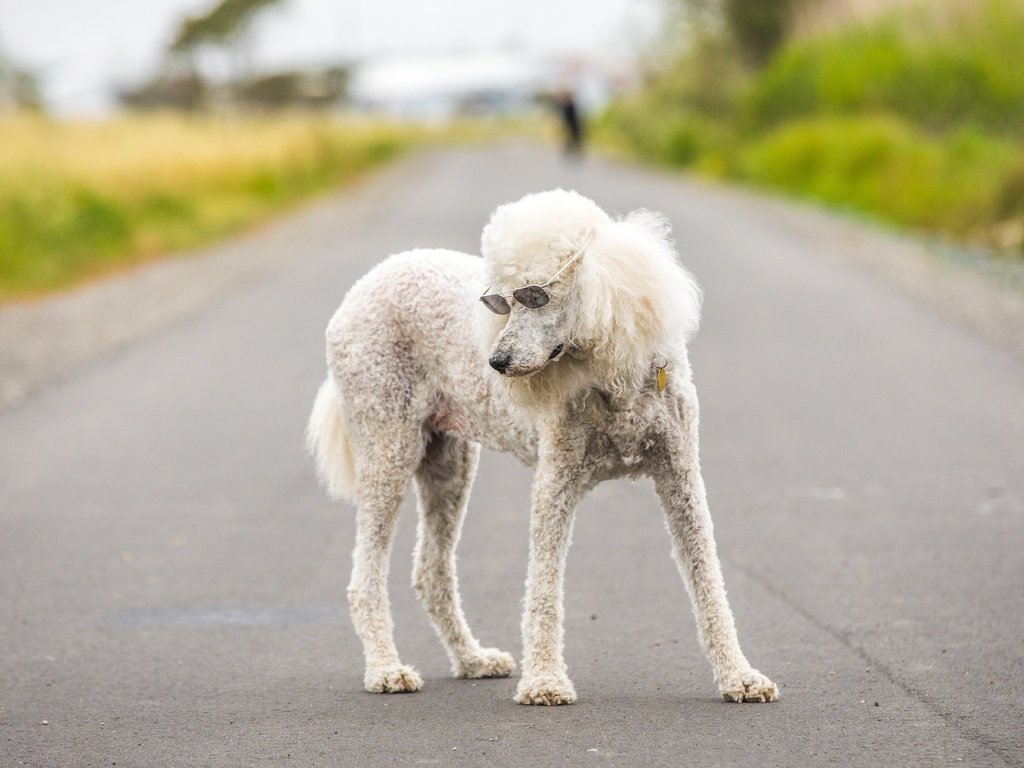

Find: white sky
[0,0,664,114]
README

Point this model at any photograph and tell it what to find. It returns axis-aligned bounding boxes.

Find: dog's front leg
[654,391,779,703]
[514,429,589,706]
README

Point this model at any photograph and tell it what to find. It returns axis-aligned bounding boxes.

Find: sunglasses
[479,230,594,315]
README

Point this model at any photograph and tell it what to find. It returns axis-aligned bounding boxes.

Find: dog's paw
[364,664,423,693]
[514,674,577,706]
[719,668,779,703]
[455,648,515,679]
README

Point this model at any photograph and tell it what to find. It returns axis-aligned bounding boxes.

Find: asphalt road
[2,145,1023,767]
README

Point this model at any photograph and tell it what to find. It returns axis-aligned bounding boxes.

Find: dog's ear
[567,210,702,382]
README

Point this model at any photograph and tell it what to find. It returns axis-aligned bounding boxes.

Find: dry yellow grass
[0,113,416,298]
[0,113,400,193]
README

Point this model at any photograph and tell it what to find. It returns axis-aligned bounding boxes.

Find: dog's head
[478,189,702,405]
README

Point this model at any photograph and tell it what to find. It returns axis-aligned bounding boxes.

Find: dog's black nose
[489,352,511,373]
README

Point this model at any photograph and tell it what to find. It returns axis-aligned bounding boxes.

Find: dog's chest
[583,394,670,476]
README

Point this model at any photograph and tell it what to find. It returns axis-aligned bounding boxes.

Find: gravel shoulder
[699,176,1024,360]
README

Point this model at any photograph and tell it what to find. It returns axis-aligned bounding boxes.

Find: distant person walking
[554,89,584,158]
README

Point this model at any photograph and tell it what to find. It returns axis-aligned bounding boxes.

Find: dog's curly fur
[307,189,778,704]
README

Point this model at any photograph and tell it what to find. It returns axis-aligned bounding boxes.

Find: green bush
[595,0,1024,249]
[596,101,733,171]
[738,115,1019,233]
[745,0,1024,134]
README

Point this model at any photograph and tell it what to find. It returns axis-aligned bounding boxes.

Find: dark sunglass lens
[480,294,511,314]
[512,285,550,309]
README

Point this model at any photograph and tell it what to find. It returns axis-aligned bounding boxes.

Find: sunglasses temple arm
[542,229,594,287]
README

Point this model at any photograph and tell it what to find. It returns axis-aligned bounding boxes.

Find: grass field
[0,114,417,300]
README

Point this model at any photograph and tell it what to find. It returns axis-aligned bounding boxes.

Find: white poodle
[306,189,779,705]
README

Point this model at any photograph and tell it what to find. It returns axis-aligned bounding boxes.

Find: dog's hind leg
[654,392,779,703]
[347,430,425,694]
[412,432,515,679]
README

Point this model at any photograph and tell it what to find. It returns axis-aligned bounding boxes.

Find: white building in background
[346,49,627,121]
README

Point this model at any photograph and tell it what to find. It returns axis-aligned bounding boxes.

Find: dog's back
[306,249,537,501]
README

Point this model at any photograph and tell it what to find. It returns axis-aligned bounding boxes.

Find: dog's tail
[306,375,356,502]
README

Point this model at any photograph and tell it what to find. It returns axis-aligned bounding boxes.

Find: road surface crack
[738,564,1017,767]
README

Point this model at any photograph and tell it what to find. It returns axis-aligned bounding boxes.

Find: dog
[306,189,778,705]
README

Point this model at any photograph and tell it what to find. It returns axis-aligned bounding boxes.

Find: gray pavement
[2,144,1023,767]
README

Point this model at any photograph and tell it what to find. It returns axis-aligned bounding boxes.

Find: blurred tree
[236,67,349,110]
[120,66,348,112]
[0,50,44,113]
[149,0,285,109]
[122,0,351,113]
[118,72,208,111]
[676,0,804,68]
[171,0,283,55]
[170,0,284,90]
[723,0,798,66]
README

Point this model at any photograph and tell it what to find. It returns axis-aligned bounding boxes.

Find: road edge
[0,152,427,413]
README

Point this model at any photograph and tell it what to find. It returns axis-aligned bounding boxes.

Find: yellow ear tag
[656,366,667,392]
